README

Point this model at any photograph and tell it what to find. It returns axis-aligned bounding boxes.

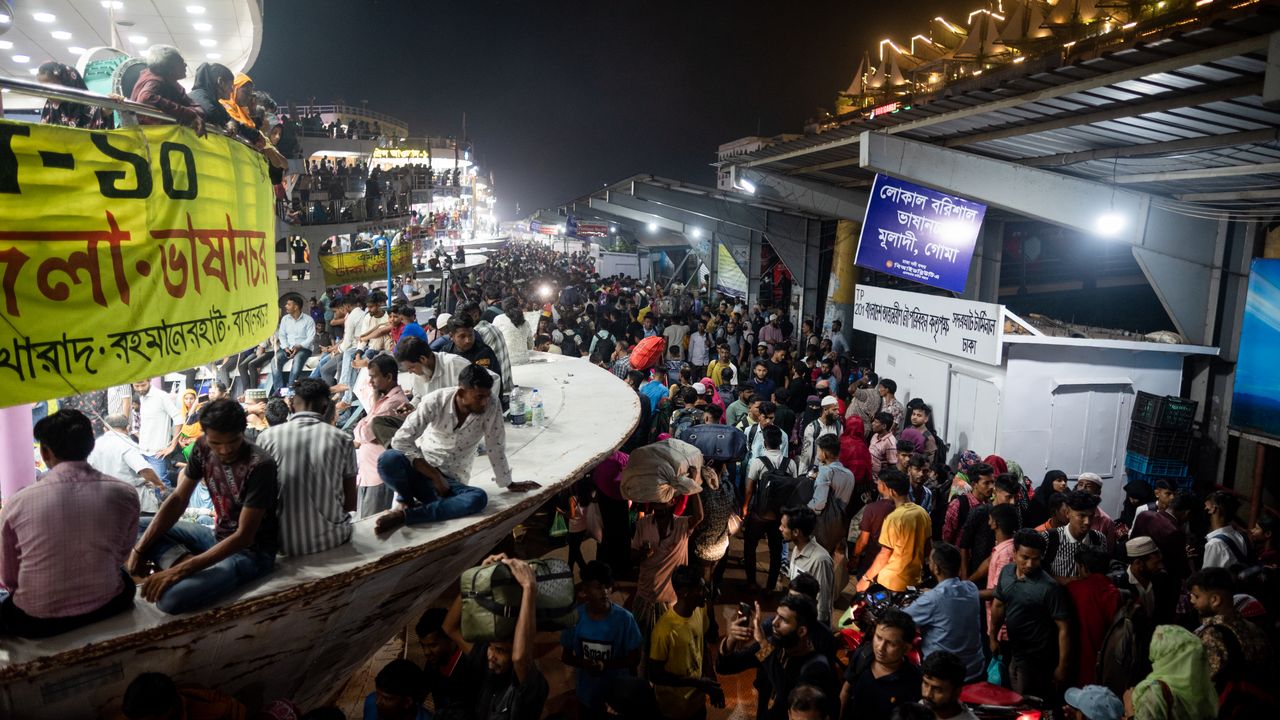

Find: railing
[290,103,408,131]
[0,75,264,154]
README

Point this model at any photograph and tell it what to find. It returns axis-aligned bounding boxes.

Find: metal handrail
[0,75,272,154]
[291,103,408,129]
[0,75,174,122]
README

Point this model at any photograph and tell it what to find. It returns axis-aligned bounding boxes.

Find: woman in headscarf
[1120,477,1156,528]
[187,62,234,129]
[1129,625,1218,720]
[838,413,873,490]
[36,62,113,129]
[220,73,260,142]
[698,377,726,413]
[983,454,1008,477]
[1025,469,1069,529]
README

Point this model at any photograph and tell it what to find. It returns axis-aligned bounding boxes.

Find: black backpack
[1095,601,1152,697]
[754,456,808,519]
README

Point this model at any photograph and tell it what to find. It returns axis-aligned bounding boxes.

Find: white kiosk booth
[852,284,1218,516]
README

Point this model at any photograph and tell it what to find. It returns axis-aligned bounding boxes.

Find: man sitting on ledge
[129,399,279,614]
[1,409,139,637]
[376,363,539,532]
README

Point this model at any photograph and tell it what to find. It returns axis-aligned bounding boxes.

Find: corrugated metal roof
[729,6,1280,208]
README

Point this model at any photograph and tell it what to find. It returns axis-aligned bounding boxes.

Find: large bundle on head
[619,438,704,504]
[629,335,666,370]
[459,558,578,643]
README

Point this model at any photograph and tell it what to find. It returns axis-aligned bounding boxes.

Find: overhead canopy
[721,7,1280,345]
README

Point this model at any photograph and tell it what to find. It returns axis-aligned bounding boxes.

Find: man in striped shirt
[257,379,358,556]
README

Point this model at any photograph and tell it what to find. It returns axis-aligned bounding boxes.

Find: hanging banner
[1230,259,1280,442]
[855,173,986,293]
[319,243,413,285]
[0,120,277,408]
[852,284,1004,365]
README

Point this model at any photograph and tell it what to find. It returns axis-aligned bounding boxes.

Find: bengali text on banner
[319,243,412,286]
[0,120,278,407]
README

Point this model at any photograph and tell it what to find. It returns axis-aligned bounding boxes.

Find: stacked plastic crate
[1125,391,1198,491]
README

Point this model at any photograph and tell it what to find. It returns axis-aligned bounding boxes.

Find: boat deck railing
[0,75,267,156]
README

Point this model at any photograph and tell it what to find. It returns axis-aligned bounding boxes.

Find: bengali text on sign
[319,242,412,286]
[0,120,278,407]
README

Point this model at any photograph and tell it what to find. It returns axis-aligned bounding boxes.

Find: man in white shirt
[88,414,166,514]
[1202,491,1250,569]
[687,321,709,377]
[337,292,369,394]
[662,316,690,354]
[798,396,844,475]
[271,295,317,393]
[375,364,539,532]
[131,380,182,484]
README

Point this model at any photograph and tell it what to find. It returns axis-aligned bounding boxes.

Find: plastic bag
[986,655,1008,687]
[550,511,568,539]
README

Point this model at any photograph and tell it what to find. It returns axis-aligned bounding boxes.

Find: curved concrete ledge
[0,353,640,719]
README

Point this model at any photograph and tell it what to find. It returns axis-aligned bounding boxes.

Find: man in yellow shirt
[706,345,737,395]
[648,565,725,719]
[857,468,932,593]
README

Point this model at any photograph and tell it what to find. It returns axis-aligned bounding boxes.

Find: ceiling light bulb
[0,13,10,24]
[1095,212,1126,237]
[12,54,30,63]
[198,38,217,47]
[68,46,87,55]
[51,30,72,40]
[186,5,206,14]
[193,22,212,31]
[690,227,703,238]
[206,52,221,60]
[128,34,147,45]
[647,222,658,233]
[28,68,39,75]
[0,40,12,50]
[101,1,124,8]
[32,12,56,23]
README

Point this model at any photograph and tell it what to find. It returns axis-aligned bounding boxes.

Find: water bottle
[531,389,545,427]
[509,388,525,426]
[525,389,535,425]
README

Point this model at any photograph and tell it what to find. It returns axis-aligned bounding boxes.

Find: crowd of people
[2,221,1278,720]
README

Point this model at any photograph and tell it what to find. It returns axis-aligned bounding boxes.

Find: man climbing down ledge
[376,363,540,532]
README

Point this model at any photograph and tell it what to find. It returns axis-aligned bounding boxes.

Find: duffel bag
[677,423,747,462]
[619,439,704,503]
[629,335,666,370]
[460,558,578,643]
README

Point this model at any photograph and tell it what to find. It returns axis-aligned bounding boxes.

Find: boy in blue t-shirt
[560,561,643,718]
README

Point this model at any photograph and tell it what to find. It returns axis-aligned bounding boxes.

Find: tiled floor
[333,518,851,719]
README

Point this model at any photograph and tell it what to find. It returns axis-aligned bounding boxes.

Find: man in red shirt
[128,45,204,133]
[1065,547,1120,685]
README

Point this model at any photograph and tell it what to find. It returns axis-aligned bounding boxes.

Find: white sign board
[853,284,1004,365]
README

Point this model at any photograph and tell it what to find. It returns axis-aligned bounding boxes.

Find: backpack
[630,335,666,370]
[460,557,578,643]
[670,408,700,440]
[593,330,616,361]
[679,423,747,462]
[754,456,808,519]
[1207,622,1275,719]
[1095,601,1152,697]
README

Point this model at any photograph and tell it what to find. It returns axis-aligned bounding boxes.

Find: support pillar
[824,219,860,341]
[748,231,763,307]
[0,404,35,502]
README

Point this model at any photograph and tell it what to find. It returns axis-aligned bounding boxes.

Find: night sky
[252,0,975,220]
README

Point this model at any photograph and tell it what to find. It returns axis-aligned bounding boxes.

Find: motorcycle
[959,682,1046,720]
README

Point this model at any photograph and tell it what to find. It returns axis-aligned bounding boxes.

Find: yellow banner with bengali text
[0,120,278,407]
[320,243,412,286]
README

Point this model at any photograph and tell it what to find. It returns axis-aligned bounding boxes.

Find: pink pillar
[0,404,35,502]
